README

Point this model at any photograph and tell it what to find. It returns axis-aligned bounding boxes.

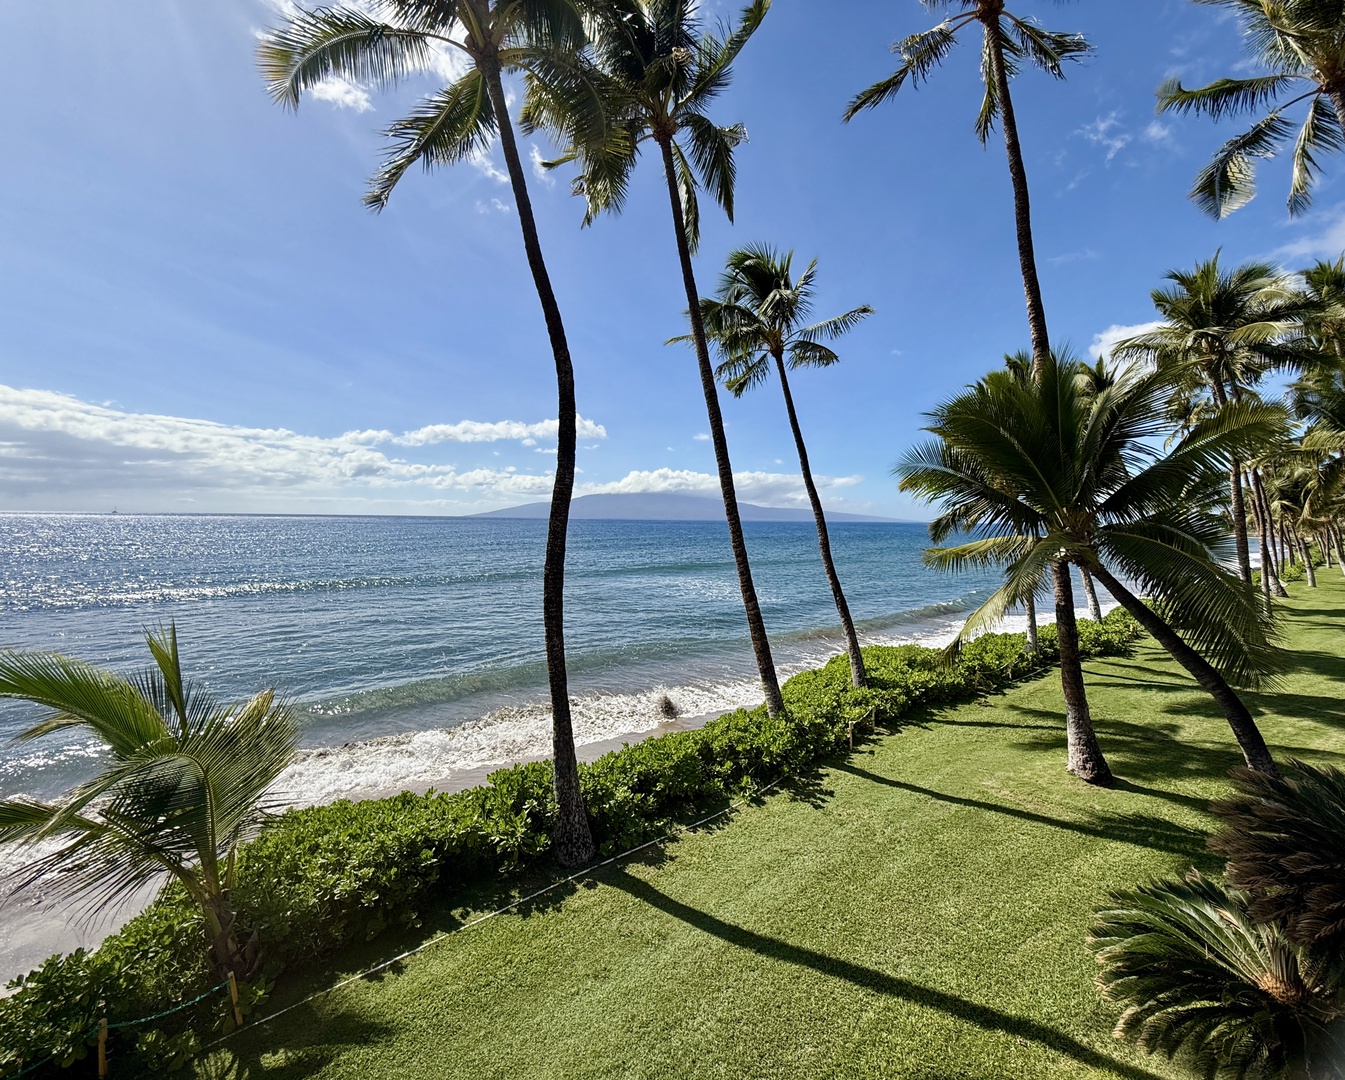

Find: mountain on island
[474,493,903,523]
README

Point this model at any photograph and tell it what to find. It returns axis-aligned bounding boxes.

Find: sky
[1,0,1342,519]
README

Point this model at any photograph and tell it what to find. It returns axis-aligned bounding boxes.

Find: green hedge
[0,611,1140,1077]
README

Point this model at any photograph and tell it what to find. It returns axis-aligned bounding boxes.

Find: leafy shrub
[0,609,1140,1077]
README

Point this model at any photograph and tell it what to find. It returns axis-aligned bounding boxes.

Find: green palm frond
[844,20,964,121]
[0,628,299,961]
[365,69,496,209]
[1289,93,1345,215]
[1091,873,1345,1080]
[1157,74,1308,120]
[1212,760,1345,952]
[681,112,743,221]
[257,7,436,109]
[1191,110,1298,219]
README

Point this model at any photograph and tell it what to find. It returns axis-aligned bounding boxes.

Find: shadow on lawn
[194,1002,397,1080]
[829,761,1211,862]
[605,869,1166,1080]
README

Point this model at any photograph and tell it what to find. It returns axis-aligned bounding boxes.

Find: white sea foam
[273,601,1117,809]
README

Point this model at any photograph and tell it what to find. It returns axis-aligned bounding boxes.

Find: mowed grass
[194,578,1345,1080]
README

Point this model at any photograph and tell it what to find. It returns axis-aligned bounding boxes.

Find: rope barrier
[8,980,228,1078]
[201,776,785,1055]
[6,773,791,1077]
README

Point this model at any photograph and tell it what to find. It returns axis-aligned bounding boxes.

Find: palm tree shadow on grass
[195,1004,398,1080]
[829,761,1214,864]
[603,869,1167,1080]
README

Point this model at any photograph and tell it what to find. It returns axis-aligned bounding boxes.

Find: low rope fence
[8,775,791,1077]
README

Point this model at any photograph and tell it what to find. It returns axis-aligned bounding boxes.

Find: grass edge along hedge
[0,611,1140,1077]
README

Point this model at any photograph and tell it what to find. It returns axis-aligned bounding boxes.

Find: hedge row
[0,610,1141,1076]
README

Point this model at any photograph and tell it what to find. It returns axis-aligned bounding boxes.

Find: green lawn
[195,578,1345,1080]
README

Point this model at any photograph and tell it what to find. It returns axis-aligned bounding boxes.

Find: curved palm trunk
[1086,564,1279,777]
[657,138,784,717]
[983,15,1050,375]
[1052,563,1112,785]
[772,354,866,688]
[1079,566,1103,622]
[1249,467,1275,601]
[1024,590,1038,652]
[482,60,593,866]
[1230,455,1253,585]
[1332,523,1345,577]
[1299,533,1318,588]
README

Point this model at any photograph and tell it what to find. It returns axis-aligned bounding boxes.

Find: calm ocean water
[0,513,1013,806]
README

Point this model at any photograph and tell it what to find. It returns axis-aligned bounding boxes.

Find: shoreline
[0,602,1114,987]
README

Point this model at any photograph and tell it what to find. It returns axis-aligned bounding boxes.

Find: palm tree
[523,0,786,717]
[683,244,873,689]
[258,0,597,864]
[1211,760,1345,955]
[1114,254,1310,586]
[1157,0,1345,219]
[1091,873,1345,1080]
[898,351,1284,779]
[0,627,298,977]
[844,0,1090,376]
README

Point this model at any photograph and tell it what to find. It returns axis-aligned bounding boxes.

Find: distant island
[473,493,907,523]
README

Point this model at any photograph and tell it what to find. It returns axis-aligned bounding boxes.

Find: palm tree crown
[844,0,1090,372]
[0,627,298,975]
[526,0,788,718]
[688,244,873,689]
[1158,0,1345,218]
[259,0,600,866]
[899,350,1284,775]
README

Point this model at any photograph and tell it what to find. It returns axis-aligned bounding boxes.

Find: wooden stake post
[227,971,243,1028]
[97,1018,108,1078]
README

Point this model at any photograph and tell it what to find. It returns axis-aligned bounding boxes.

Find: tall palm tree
[1115,254,1310,586]
[683,244,873,689]
[1091,873,1345,1080]
[1157,0,1345,219]
[258,0,597,864]
[898,351,1284,779]
[0,628,298,977]
[844,0,1090,377]
[524,0,786,717]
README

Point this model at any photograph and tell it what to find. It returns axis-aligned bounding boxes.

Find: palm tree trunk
[1086,564,1279,777]
[1229,454,1253,585]
[1052,562,1111,785]
[773,355,866,688]
[983,15,1050,374]
[1327,89,1345,136]
[201,891,246,978]
[482,60,593,866]
[656,138,784,717]
[1252,468,1288,598]
[1079,566,1103,622]
[1332,523,1345,577]
[1321,531,1333,569]
[1024,591,1038,652]
[1247,468,1273,602]
[1298,533,1318,588]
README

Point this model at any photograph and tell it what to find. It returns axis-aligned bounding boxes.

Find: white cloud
[308,76,373,113]
[1089,321,1164,361]
[583,468,861,506]
[1143,120,1174,146]
[469,146,509,185]
[1078,112,1131,164]
[1047,249,1101,266]
[394,416,605,445]
[692,432,710,441]
[529,145,555,187]
[1269,204,1345,262]
[0,386,603,507]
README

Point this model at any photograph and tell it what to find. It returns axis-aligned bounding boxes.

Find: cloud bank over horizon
[0,385,861,515]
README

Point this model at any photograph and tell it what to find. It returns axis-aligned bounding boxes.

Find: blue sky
[1,0,1341,518]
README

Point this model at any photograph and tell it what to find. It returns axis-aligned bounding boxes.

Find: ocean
[0,513,1016,808]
